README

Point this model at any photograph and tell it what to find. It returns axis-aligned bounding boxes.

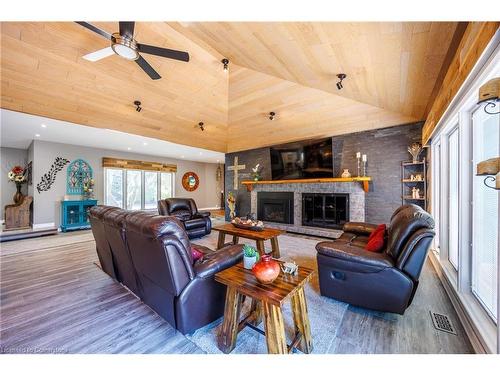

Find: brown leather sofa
[158,198,211,239]
[89,205,243,334]
[315,204,435,314]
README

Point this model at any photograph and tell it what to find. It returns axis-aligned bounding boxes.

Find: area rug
[189,232,348,354]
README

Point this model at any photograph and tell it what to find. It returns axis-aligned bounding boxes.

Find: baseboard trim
[32,222,56,230]
[428,251,488,353]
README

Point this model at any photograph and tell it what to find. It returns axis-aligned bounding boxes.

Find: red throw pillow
[191,247,204,263]
[367,224,386,242]
[365,225,386,253]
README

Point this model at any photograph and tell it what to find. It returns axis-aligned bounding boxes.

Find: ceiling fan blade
[137,43,189,62]
[75,21,112,40]
[119,21,135,39]
[135,55,161,80]
[82,47,115,62]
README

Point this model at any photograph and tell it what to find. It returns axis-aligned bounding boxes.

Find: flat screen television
[270,138,333,180]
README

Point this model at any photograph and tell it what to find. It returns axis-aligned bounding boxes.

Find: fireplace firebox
[302,193,349,229]
[257,192,294,224]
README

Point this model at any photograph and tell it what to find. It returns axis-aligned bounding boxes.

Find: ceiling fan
[75,21,190,80]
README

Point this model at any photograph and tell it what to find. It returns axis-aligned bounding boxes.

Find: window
[144,172,158,210]
[104,169,175,210]
[126,170,142,210]
[160,172,173,199]
[105,169,124,208]
[471,107,498,321]
[447,127,459,270]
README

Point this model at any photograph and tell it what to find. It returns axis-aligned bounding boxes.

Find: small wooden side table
[215,262,314,354]
[213,223,285,258]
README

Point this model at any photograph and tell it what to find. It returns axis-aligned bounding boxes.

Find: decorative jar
[252,255,280,284]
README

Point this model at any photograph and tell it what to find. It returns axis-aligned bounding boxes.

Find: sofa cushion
[367,224,386,241]
[191,247,204,263]
[365,225,386,252]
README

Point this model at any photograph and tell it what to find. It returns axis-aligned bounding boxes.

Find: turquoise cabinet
[61,199,98,232]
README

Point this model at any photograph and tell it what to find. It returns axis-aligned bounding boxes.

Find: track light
[198,122,205,131]
[134,100,142,112]
[221,58,229,71]
[336,74,346,90]
[269,112,276,121]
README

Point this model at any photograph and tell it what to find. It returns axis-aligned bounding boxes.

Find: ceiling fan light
[112,43,139,60]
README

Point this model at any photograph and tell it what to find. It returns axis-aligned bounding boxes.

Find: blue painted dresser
[60,199,98,232]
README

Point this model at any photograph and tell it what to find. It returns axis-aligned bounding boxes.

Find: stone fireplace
[250,181,365,238]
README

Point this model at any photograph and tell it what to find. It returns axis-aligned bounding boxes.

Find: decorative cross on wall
[227,156,246,190]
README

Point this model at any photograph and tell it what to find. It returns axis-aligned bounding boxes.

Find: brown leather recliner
[89,205,243,334]
[102,209,143,297]
[157,198,211,239]
[315,204,435,314]
[88,205,119,279]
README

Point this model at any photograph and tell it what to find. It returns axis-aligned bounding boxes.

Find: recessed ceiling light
[143,142,148,146]
[41,124,47,128]
[35,134,40,137]
[216,160,220,163]
[127,147,132,151]
[199,152,203,155]
[181,155,185,158]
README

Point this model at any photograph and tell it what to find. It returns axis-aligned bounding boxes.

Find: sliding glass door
[471,107,499,321]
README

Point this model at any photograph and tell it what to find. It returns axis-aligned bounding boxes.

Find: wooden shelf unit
[401,158,427,210]
[241,177,372,193]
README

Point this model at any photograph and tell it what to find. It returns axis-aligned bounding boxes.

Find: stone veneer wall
[225,121,424,224]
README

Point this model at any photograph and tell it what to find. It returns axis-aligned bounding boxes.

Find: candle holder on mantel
[362,160,367,177]
[356,153,361,177]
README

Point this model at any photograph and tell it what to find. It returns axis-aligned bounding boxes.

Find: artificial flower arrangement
[251,163,262,181]
[8,165,27,185]
[83,178,95,199]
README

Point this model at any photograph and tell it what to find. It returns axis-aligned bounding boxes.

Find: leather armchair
[315,204,435,314]
[89,205,243,334]
[158,198,211,239]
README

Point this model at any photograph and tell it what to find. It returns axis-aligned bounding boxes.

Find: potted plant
[243,244,259,270]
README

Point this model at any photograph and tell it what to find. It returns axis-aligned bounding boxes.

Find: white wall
[0,147,28,218]
[31,140,223,227]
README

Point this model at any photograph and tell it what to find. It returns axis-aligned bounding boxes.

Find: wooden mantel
[241,177,372,193]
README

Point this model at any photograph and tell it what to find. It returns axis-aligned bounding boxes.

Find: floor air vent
[430,311,457,335]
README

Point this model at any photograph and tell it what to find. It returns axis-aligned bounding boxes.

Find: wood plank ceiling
[1,22,459,153]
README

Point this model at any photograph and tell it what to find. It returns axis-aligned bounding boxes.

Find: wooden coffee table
[213,223,285,258]
[215,261,314,354]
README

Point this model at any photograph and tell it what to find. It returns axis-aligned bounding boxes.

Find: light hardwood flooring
[0,230,473,354]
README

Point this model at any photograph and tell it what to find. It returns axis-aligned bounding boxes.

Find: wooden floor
[0,231,473,354]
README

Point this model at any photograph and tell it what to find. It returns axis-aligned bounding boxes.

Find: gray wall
[225,122,424,224]
[1,147,28,218]
[31,140,223,227]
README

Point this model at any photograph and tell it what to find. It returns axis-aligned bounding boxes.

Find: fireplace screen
[302,193,349,229]
[257,192,294,224]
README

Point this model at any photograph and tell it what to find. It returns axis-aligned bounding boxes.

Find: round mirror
[182,172,199,191]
